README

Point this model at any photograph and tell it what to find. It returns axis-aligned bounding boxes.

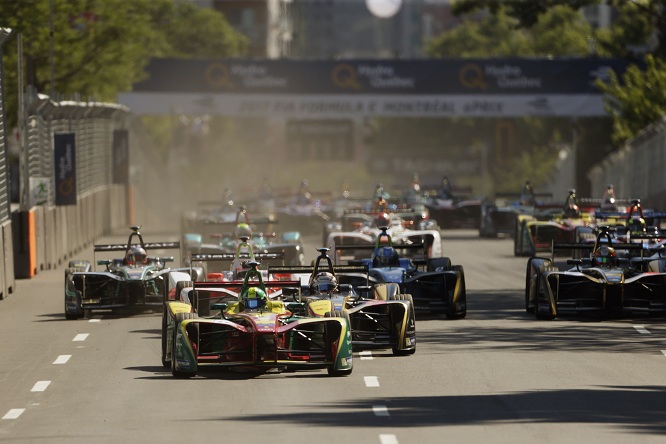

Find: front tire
[445,265,467,320]
[171,312,198,378]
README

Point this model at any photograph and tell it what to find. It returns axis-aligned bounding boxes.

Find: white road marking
[661,350,666,357]
[633,325,650,334]
[2,409,25,420]
[53,355,71,365]
[88,319,100,323]
[373,405,390,416]
[379,434,398,444]
[31,381,51,392]
[364,376,380,387]
[73,333,89,342]
[360,351,373,360]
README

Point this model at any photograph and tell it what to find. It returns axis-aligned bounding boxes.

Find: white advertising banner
[118,92,606,118]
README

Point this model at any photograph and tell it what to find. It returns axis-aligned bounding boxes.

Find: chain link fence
[588,116,666,209]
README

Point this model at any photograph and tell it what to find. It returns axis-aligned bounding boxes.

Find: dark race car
[64,226,186,319]
[525,226,666,319]
[335,226,467,319]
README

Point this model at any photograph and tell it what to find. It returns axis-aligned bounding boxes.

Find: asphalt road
[0,229,665,443]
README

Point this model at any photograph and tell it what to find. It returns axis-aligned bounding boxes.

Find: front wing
[541,271,666,315]
[172,316,353,375]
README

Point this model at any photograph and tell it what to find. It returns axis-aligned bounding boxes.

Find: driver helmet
[376,246,399,267]
[235,222,252,239]
[242,286,267,310]
[126,246,147,266]
[374,212,391,228]
[627,217,647,236]
[592,245,617,267]
[312,272,338,294]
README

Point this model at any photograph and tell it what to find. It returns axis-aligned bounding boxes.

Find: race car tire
[174,280,194,304]
[171,312,198,378]
[534,269,556,320]
[391,294,416,356]
[427,257,451,272]
[445,265,467,319]
[161,308,169,368]
[525,260,535,313]
[64,269,84,320]
[327,365,353,377]
[333,309,351,329]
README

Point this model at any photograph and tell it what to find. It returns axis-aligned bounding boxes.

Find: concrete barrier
[1,221,13,299]
[9,185,129,285]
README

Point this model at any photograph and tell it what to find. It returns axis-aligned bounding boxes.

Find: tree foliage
[596,54,666,144]
[448,0,666,146]
[0,0,248,126]
[428,5,594,58]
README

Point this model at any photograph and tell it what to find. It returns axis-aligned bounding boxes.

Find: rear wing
[191,252,285,262]
[94,241,180,252]
[551,241,645,261]
[268,264,368,276]
[334,242,427,263]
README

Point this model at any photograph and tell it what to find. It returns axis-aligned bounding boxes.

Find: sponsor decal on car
[341,357,353,367]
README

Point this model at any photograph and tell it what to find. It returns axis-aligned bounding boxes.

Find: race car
[184,207,305,266]
[164,262,353,377]
[514,189,596,256]
[479,181,554,238]
[334,226,467,319]
[325,208,442,263]
[423,176,482,229]
[64,226,186,319]
[268,247,416,355]
[525,226,666,319]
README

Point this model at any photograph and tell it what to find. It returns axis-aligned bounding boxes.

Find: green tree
[428,5,593,58]
[596,54,666,145]
[450,0,664,58]
[0,0,247,126]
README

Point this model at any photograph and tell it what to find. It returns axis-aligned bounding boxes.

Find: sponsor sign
[29,177,49,207]
[54,133,77,206]
[119,57,637,118]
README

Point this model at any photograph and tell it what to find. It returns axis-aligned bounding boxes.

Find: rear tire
[445,265,467,319]
[390,294,416,356]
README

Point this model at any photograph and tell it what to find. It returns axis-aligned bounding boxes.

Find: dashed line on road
[2,409,25,420]
[88,319,100,323]
[73,333,89,342]
[661,350,666,357]
[53,355,71,365]
[633,325,650,334]
[360,351,373,360]
[364,376,380,387]
[379,434,398,444]
[373,405,390,416]
[31,381,51,392]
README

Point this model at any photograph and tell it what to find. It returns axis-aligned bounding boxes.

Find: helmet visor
[246,298,261,309]
[317,282,335,292]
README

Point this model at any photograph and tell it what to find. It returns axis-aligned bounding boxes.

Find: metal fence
[588,116,666,209]
[0,28,12,224]
[22,89,129,209]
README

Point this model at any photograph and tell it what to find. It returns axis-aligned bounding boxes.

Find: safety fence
[12,88,132,283]
[588,116,666,210]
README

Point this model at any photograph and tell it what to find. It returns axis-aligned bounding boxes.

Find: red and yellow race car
[163,262,353,378]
